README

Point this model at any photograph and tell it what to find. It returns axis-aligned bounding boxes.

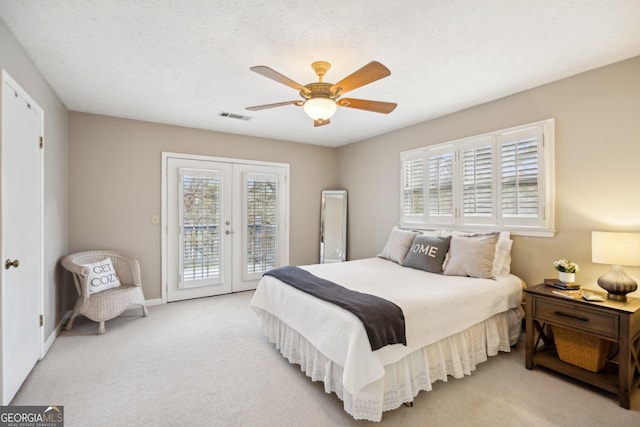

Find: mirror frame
[320,190,347,263]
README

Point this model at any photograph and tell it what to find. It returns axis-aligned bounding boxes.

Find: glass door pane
[179,168,223,288]
[244,172,278,279]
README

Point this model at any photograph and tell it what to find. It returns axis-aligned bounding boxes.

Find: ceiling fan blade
[245,100,302,111]
[330,61,391,96]
[250,66,311,95]
[314,118,330,127]
[337,98,397,114]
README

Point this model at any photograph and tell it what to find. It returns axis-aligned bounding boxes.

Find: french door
[164,154,288,302]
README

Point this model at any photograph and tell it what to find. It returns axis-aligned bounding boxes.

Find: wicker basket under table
[552,325,610,372]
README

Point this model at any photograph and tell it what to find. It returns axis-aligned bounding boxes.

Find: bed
[250,228,524,421]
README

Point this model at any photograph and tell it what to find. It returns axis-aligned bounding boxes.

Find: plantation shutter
[426,146,454,224]
[460,138,494,225]
[498,126,543,227]
[400,151,425,224]
[243,172,279,280]
[399,119,553,235]
[179,168,223,288]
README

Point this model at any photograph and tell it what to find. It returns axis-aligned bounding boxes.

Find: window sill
[400,222,556,238]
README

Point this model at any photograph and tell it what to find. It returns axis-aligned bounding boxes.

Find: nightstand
[525,284,640,409]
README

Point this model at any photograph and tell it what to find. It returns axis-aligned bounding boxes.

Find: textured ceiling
[1,0,639,147]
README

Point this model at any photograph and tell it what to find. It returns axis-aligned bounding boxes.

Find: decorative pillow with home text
[401,234,451,274]
[84,257,121,295]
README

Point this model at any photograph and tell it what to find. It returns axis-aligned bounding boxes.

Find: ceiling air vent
[218,111,252,121]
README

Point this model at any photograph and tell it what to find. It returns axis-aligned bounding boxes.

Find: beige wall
[338,56,640,297]
[68,113,338,299]
[0,19,70,338]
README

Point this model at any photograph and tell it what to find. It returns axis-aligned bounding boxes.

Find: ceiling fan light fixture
[247,60,396,127]
[303,97,337,121]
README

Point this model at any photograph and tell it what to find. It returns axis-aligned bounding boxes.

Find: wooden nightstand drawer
[534,297,618,339]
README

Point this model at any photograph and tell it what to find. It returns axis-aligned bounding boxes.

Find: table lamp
[592,231,640,301]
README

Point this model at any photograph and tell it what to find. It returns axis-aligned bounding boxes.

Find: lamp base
[605,292,630,302]
[597,265,637,302]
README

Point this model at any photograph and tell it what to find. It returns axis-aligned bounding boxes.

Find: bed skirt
[254,307,523,422]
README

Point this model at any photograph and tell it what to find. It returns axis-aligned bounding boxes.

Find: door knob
[5,259,20,269]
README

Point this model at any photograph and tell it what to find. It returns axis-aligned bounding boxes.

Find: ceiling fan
[246,61,397,127]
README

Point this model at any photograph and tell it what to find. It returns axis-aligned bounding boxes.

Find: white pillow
[449,230,512,277]
[494,236,513,277]
[444,233,499,279]
[378,227,418,264]
[84,257,121,295]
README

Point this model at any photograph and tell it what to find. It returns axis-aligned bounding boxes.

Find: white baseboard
[42,310,72,357]
[145,298,162,306]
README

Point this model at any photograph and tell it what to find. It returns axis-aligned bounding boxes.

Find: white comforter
[250,257,522,399]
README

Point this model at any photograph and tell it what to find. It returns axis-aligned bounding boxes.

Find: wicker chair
[61,250,148,335]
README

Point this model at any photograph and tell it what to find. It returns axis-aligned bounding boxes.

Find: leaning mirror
[320,190,347,263]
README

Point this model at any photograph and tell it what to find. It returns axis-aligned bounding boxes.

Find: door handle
[5,259,20,269]
[225,230,234,235]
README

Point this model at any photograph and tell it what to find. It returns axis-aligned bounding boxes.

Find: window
[400,119,555,236]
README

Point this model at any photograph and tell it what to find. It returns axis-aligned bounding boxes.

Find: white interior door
[1,73,43,405]
[164,154,288,302]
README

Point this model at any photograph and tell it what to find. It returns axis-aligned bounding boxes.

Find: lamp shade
[303,97,337,121]
[592,231,640,301]
[592,231,640,266]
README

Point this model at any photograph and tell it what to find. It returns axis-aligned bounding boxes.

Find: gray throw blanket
[263,265,406,351]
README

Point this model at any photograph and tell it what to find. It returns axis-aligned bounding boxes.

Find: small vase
[558,271,575,284]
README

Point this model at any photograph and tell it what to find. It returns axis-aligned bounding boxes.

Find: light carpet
[11,291,640,426]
